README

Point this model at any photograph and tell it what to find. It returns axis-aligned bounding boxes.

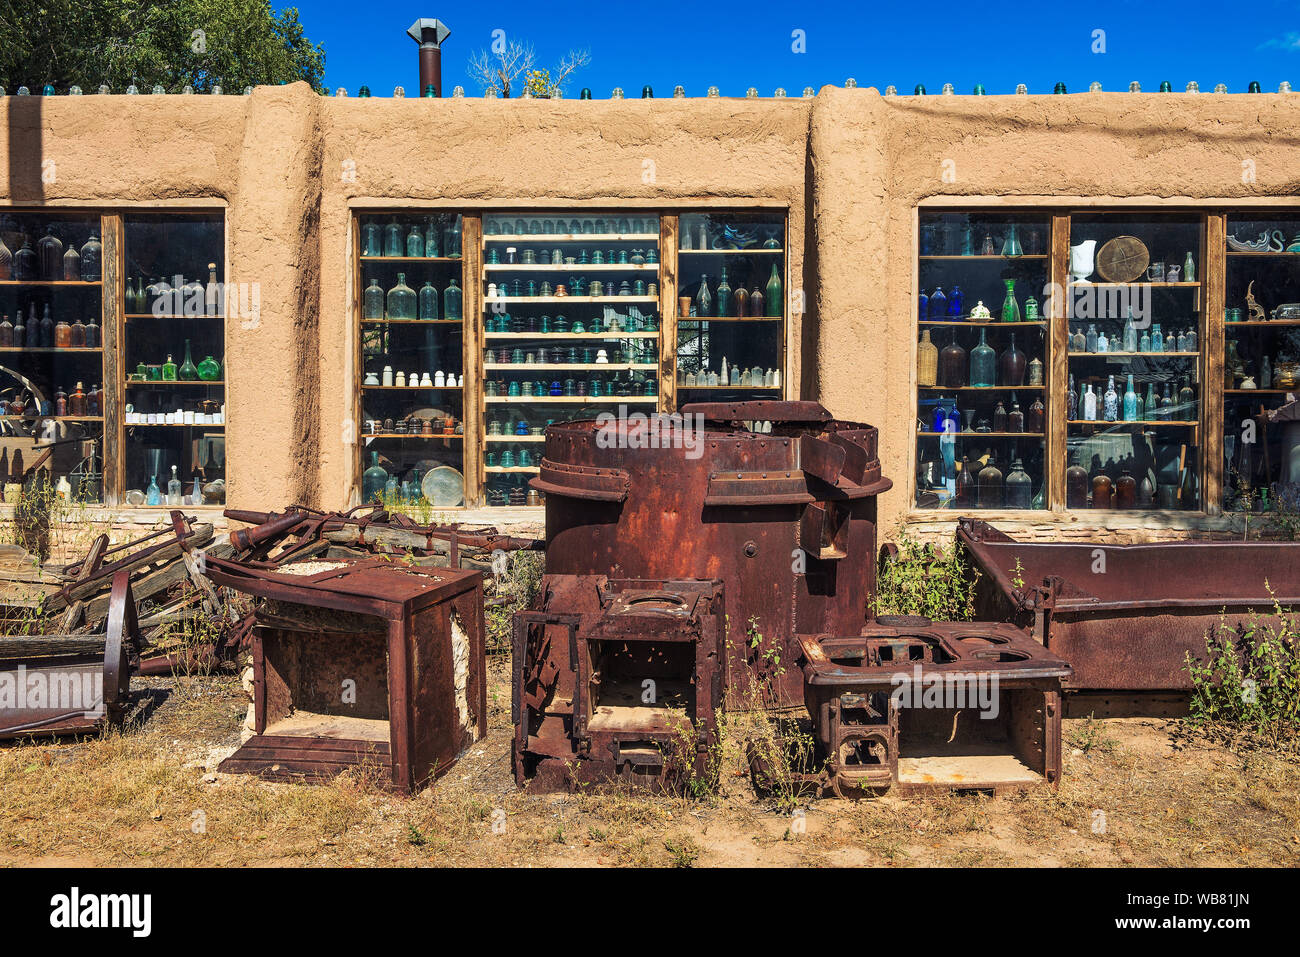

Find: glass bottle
[424,218,441,257]
[956,456,977,507]
[1083,383,1097,421]
[13,240,38,281]
[363,276,385,320]
[39,304,54,348]
[749,284,765,317]
[362,221,381,257]
[1066,373,1078,420]
[1001,222,1023,257]
[919,290,929,322]
[928,286,947,320]
[54,387,67,416]
[765,263,782,317]
[1179,377,1195,417]
[1096,330,1109,353]
[1085,324,1098,352]
[1000,278,1021,322]
[178,340,198,380]
[13,311,25,347]
[70,316,85,348]
[1139,328,1151,353]
[715,267,733,318]
[1122,374,1138,421]
[917,330,939,386]
[1183,251,1195,283]
[969,329,996,387]
[62,244,81,281]
[1185,327,1197,351]
[161,354,177,381]
[37,227,64,280]
[387,272,416,320]
[1027,355,1043,386]
[939,335,967,388]
[167,465,183,506]
[1144,383,1158,421]
[1161,383,1175,419]
[1151,322,1163,353]
[947,285,964,317]
[362,451,388,503]
[446,216,462,258]
[1066,464,1089,508]
[1123,310,1138,352]
[197,355,220,381]
[419,281,439,320]
[1071,326,1086,352]
[146,475,162,507]
[1005,458,1032,509]
[84,312,99,348]
[206,263,221,316]
[405,224,424,258]
[87,383,101,415]
[69,382,87,416]
[695,275,712,317]
[1091,473,1113,509]
[383,219,402,257]
[1103,375,1119,422]
[992,401,1008,432]
[1028,395,1045,433]
[1008,395,1025,433]
[0,314,10,347]
[0,235,10,280]
[1115,470,1137,509]
[443,278,462,320]
[999,333,1026,385]
[977,455,1004,508]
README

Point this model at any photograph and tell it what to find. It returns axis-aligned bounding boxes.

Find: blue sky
[294,0,1300,97]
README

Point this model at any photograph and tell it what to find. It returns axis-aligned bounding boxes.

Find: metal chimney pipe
[407,18,451,97]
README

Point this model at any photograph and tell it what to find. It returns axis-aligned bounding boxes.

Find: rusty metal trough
[958,517,1300,697]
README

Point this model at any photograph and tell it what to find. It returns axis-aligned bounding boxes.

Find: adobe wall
[4,83,1300,542]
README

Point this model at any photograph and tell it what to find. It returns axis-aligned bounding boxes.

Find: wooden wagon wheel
[1096,236,1150,283]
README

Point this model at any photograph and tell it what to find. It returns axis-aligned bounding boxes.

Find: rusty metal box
[205,557,485,793]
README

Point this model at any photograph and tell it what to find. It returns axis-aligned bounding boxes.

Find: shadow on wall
[7,96,44,201]
[800,143,818,400]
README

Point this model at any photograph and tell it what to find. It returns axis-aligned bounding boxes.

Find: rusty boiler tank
[512,400,892,790]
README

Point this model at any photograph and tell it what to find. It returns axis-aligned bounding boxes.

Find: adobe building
[3,82,1299,542]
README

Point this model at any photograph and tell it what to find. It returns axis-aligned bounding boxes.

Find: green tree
[0,0,325,93]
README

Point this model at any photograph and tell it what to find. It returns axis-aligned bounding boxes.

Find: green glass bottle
[178,340,198,380]
[443,278,462,320]
[197,355,221,381]
[1000,278,1021,322]
[387,272,416,320]
[765,263,782,318]
[161,354,177,381]
[362,451,388,504]
[715,267,732,317]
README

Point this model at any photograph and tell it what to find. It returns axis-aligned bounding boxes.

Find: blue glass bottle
[405,225,424,258]
[383,219,402,257]
[443,279,462,320]
[931,397,949,433]
[425,218,441,257]
[919,290,929,321]
[1122,374,1138,421]
[146,475,162,506]
[419,281,438,320]
[928,287,947,320]
[946,285,963,318]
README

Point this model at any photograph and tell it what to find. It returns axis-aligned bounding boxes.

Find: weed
[1065,714,1116,753]
[406,824,427,846]
[872,532,976,621]
[663,836,700,867]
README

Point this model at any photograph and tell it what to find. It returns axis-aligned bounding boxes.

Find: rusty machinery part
[797,620,1070,795]
[203,555,486,793]
[0,571,142,739]
[529,400,891,710]
[512,574,725,792]
[222,506,541,569]
[957,517,1300,694]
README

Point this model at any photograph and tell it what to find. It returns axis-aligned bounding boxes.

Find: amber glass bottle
[69,382,87,416]
[54,317,72,348]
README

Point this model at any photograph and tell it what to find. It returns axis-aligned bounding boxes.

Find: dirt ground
[0,657,1297,868]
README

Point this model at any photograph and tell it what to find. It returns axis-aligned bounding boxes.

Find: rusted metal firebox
[797,618,1070,796]
[0,572,142,740]
[515,400,897,790]
[513,576,724,789]
[958,518,1300,698]
[204,556,486,793]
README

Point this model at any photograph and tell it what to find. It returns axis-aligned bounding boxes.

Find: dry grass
[1,660,1297,867]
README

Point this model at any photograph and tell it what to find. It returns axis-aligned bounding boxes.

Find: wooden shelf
[1225,250,1300,257]
[484,466,540,473]
[127,422,224,429]
[1225,389,1299,395]
[484,263,658,272]
[678,315,784,323]
[1069,281,1200,289]
[917,431,1044,438]
[0,347,102,353]
[484,233,658,243]
[680,384,780,390]
[125,313,223,320]
[0,279,101,287]
[0,415,102,422]
[1226,320,1300,328]
[484,296,657,306]
[363,432,463,440]
[359,256,462,263]
[919,385,1044,391]
[485,434,546,442]
[126,380,224,387]
[920,320,1048,328]
[485,396,657,404]
[1067,420,1198,427]
[362,384,462,391]
[1068,351,1199,358]
[679,247,785,255]
[484,363,657,372]
[361,318,462,325]
[484,332,659,340]
[920,254,1048,261]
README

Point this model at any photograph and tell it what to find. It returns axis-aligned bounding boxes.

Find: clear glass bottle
[383,219,403,257]
[80,231,101,282]
[167,465,183,506]
[969,329,996,388]
[362,221,381,257]
[424,217,441,257]
[695,275,712,317]
[363,277,384,320]
[405,224,424,258]
[419,281,439,320]
[1001,222,1023,257]
[1066,373,1078,420]
[1123,310,1138,352]
[1083,383,1097,421]
[387,272,416,320]
[1085,324,1098,352]
[1123,374,1138,421]
[1103,375,1119,422]
[443,278,462,320]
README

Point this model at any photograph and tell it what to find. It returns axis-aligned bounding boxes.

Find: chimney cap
[407,18,451,47]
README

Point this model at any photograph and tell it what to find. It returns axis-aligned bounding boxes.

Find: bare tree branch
[466,40,534,98]
[548,49,590,95]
